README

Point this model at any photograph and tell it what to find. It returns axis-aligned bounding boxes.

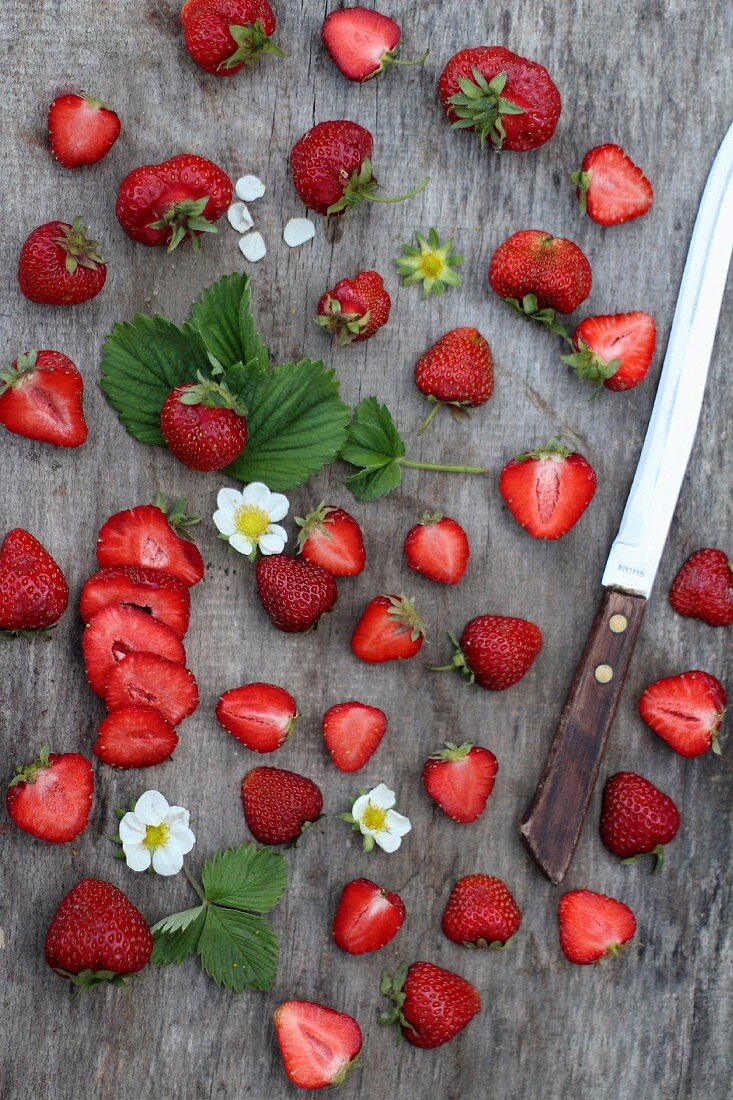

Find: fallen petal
[235,175,266,202]
[239,231,266,262]
[227,202,254,233]
[283,217,316,247]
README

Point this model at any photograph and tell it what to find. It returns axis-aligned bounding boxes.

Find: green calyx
[326,158,429,217]
[417,395,471,435]
[420,511,442,526]
[54,218,104,275]
[294,502,336,551]
[0,350,38,394]
[377,962,411,1032]
[515,437,572,464]
[447,68,525,150]
[314,296,371,345]
[570,169,592,216]
[149,196,219,253]
[429,741,474,763]
[395,227,464,299]
[54,968,130,997]
[386,595,426,642]
[177,370,248,417]
[153,494,201,542]
[503,294,571,341]
[428,631,473,682]
[561,339,620,385]
[220,20,286,71]
[7,745,51,788]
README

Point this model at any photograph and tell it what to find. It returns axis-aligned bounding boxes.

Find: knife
[520,121,733,885]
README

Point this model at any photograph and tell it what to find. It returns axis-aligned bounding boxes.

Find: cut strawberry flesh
[424,746,498,823]
[639,670,726,757]
[216,683,297,752]
[275,1001,362,1090]
[82,605,186,695]
[93,707,178,768]
[500,452,596,540]
[80,565,191,638]
[575,312,656,392]
[558,889,636,964]
[584,145,652,225]
[404,519,470,585]
[322,701,388,772]
[333,878,404,954]
[105,651,198,725]
[6,753,93,844]
[96,505,204,586]
[322,9,400,81]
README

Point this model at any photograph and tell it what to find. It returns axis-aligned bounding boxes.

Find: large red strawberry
[403,514,470,584]
[638,670,726,758]
[18,219,106,306]
[489,229,591,315]
[0,350,87,448]
[563,312,657,391]
[181,0,284,75]
[82,605,186,695]
[160,378,248,471]
[438,47,561,151]
[93,707,179,769]
[79,566,191,639]
[414,328,494,433]
[274,1001,362,1091]
[379,961,481,1048]
[45,878,152,989]
[0,528,68,634]
[296,503,366,576]
[333,878,405,954]
[315,270,392,345]
[216,682,298,752]
[499,440,597,539]
[47,93,120,168]
[351,595,425,663]
[115,154,233,251]
[422,743,498,824]
[669,548,733,627]
[96,500,204,587]
[321,7,427,83]
[6,747,93,844]
[600,771,680,869]
[104,652,199,726]
[322,701,388,772]
[442,875,521,947]
[241,766,323,845]
[435,615,542,691]
[571,144,653,226]
[558,889,636,965]
[255,555,338,633]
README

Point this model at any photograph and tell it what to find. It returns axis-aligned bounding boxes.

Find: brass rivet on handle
[608,614,628,633]
[595,664,614,684]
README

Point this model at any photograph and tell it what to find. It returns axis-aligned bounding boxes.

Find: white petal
[266,494,289,522]
[375,830,403,854]
[385,810,412,837]
[228,532,253,556]
[258,530,286,555]
[167,823,196,854]
[283,218,316,247]
[239,231,266,262]
[133,790,169,826]
[118,813,146,843]
[152,845,184,877]
[351,794,370,822]
[235,175,266,202]
[227,202,254,233]
[123,843,152,872]
[213,508,237,536]
[240,482,271,509]
[217,487,242,511]
[166,806,190,828]
[367,784,396,810]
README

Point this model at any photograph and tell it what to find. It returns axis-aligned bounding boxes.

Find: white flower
[283,218,316,247]
[213,482,288,558]
[119,790,195,877]
[239,231,266,262]
[349,784,412,853]
[235,175,266,202]
[227,202,254,233]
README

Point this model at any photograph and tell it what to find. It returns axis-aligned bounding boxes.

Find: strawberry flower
[119,790,195,877]
[341,783,412,853]
[213,482,289,559]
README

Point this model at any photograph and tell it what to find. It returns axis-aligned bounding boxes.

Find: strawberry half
[572,144,652,226]
[82,605,186,695]
[403,513,470,584]
[79,566,191,639]
[104,652,198,726]
[351,595,426,663]
[321,7,426,83]
[6,747,93,844]
[296,503,366,577]
[0,528,68,634]
[322,701,388,772]
[499,440,597,539]
[216,682,298,753]
[558,889,637,965]
[563,312,656,391]
[0,350,87,447]
[274,1001,362,1091]
[333,878,405,954]
[93,707,179,769]
[48,93,121,169]
[96,500,204,587]
[669,548,733,627]
[241,766,323,845]
[638,670,726,758]
[442,874,521,947]
[423,742,498,824]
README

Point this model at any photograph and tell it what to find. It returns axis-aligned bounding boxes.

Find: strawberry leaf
[188,272,269,373]
[151,905,206,965]
[201,843,288,913]
[197,907,279,992]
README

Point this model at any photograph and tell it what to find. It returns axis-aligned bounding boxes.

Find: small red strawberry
[45,878,152,989]
[0,528,68,634]
[104,652,199,726]
[216,682,298,753]
[414,328,494,433]
[47,92,121,168]
[315,270,391,345]
[499,440,597,540]
[6,747,93,844]
[442,875,521,947]
[638,670,726,758]
[296,503,366,577]
[670,548,733,627]
[96,500,204,587]
[351,595,425,663]
[600,771,680,869]
[160,377,248,471]
[255,555,338,633]
[181,0,284,76]
[489,229,591,315]
[434,615,542,691]
[82,605,186,695]
[322,7,427,83]
[379,961,481,1048]
[274,1001,362,1091]
[571,144,653,226]
[18,219,106,306]
[0,350,87,447]
[322,701,388,772]
[562,312,657,392]
[558,889,637,965]
[93,707,179,769]
[423,742,498,824]
[333,878,405,954]
[403,514,470,584]
[79,566,191,639]
[241,766,323,845]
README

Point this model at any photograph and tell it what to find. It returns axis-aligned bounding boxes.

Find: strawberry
[115,154,233,251]
[435,615,542,691]
[498,440,597,540]
[351,595,425,663]
[18,219,106,306]
[438,47,561,151]
[670,548,733,627]
[562,312,657,391]
[180,0,284,75]
[639,670,726,758]
[79,566,191,639]
[216,682,298,752]
[96,500,204,587]
[315,270,391,345]
[379,961,481,1048]
[160,378,248,471]
[571,144,653,226]
[82,605,186,695]
[93,707,179,769]
[322,701,388,772]
[274,1001,362,1091]
[442,874,521,947]
[414,328,494,432]
[289,119,427,217]
[0,350,87,448]
[558,889,636,965]
[45,878,152,989]
[6,747,93,844]
[104,652,199,726]
[333,878,405,954]
[403,514,470,584]
[296,503,366,577]
[255,555,338,633]
[241,766,323,845]
[422,743,498,824]
[0,528,68,634]
[600,771,680,869]
[321,7,427,83]
[489,229,591,314]
[47,92,120,168]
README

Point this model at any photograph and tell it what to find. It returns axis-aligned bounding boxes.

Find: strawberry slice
[216,682,298,753]
[572,144,653,226]
[638,670,726,758]
[333,878,405,954]
[558,889,636,965]
[296,503,366,576]
[563,312,656,392]
[499,440,597,539]
[96,500,204,587]
[93,707,178,768]
[0,350,88,448]
[104,652,199,726]
[321,7,425,83]
[422,742,498,823]
[274,1000,362,1090]
[82,605,186,695]
[48,92,121,169]
[403,513,470,584]
[79,565,191,638]
[322,701,388,772]
[6,747,93,843]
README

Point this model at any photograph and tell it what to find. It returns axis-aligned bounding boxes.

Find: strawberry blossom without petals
[213,483,289,559]
[119,790,195,876]
[341,783,412,853]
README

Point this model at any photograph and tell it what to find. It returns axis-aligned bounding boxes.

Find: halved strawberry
[93,707,178,768]
[96,500,204,587]
[558,889,636,965]
[0,350,87,448]
[563,312,656,392]
[322,701,388,772]
[296,503,366,577]
[499,440,597,539]
[571,144,652,226]
[79,565,191,638]
[274,1000,362,1091]
[6,747,93,843]
[403,513,470,585]
[216,682,298,753]
[333,877,405,954]
[48,92,121,169]
[82,605,185,695]
[104,652,198,726]
[638,670,726,758]
[321,7,426,83]
[351,595,426,663]
[423,742,498,823]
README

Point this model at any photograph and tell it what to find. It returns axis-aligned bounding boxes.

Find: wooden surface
[1,2,732,1098]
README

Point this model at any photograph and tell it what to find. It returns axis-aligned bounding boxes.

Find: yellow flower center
[234,504,271,540]
[420,253,445,279]
[144,823,169,850]
[361,804,388,832]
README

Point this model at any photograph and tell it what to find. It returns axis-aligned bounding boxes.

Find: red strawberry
[442,875,521,947]
[255,554,338,633]
[160,378,248,471]
[45,878,152,989]
[18,219,106,306]
[423,742,498,824]
[572,144,653,226]
[274,1001,362,1091]
[379,961,481,1048]
[414,328,494,432]
[435,615,542,691]
[96,500,204,587]
[639,670,726,758]
[180,0,284,75]
[216,682,298,753]
[296,503,366,576]
[600,771,680,869]
[403,514,470,584]
[499,440,597,540]
[670,548,733,627]
[104,652,199,726]
[315,270,392,345]
[351,594,425,663]
[0,350,87,448]
[563,312,657,392]
[333,878,405,954]
[322,701,388,772]
[79,566,191,639]
[322,7,426,83]
[6,747,93,844]
[438,47,561,151]
[242,766,323,845]
[82,605,186,695]
[47,93,120,168]
[115,154,233,251]
[0,528,68,634]
[558,889,636,965]
[489,229,591,314]
[93,707,178,769]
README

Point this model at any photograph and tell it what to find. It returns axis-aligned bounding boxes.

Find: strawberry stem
[417,402,441,435]
[388,48,430,68]
[402,459,486,474]
[362,177,429,205]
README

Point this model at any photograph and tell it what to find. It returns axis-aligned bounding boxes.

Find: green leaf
[151,906,206,966]
[201,843,288,914]
[188,272,269,373]
[197,907,279,992]
[341,397,406,502]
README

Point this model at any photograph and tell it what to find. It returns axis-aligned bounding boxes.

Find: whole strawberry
[669,548,733,627]
[0,528,68,634]
[0,350,87,448]
[434,615,542,691]
[6,747,94,844]
[600,771,680,870]
[414,328,494,433]
[315,270,391,345]
[296,502,366,576]
[18,219,106,306]
[379,961,481,1048]
[442,874,521,947]
[160,376,248,471]
[47,92,120,168]
[181,0,284,75]
[241,765,323,844]
[499,440,597,540]
[256,555,338,633]
[489,229,591,315]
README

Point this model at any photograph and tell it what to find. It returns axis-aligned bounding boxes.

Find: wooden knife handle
[519,587,646,884]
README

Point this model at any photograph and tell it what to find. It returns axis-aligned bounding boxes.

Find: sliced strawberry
[93,707,178,768]
[572,144,653,226]
[48,92,121,169]
[423,742,498,823]
[333,878,405,954]
[82,605,185,695]
[96,501,204,587]
[296,503,366,577]
[403,513,470,585]
[322,701,388,772]
[79,565,191,638]
[6,747,93,843]
[104,652,198,726]
[563,312,656,392]
[499,440,597,539]
[321,8,415,83]
[216,682,298,753]
[558,889,636,965]
[0,350,87,448]
[638,670,726,758]
[274,1000,362,1090]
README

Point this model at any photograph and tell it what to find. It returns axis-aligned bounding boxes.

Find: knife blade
[520,121,733,884]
